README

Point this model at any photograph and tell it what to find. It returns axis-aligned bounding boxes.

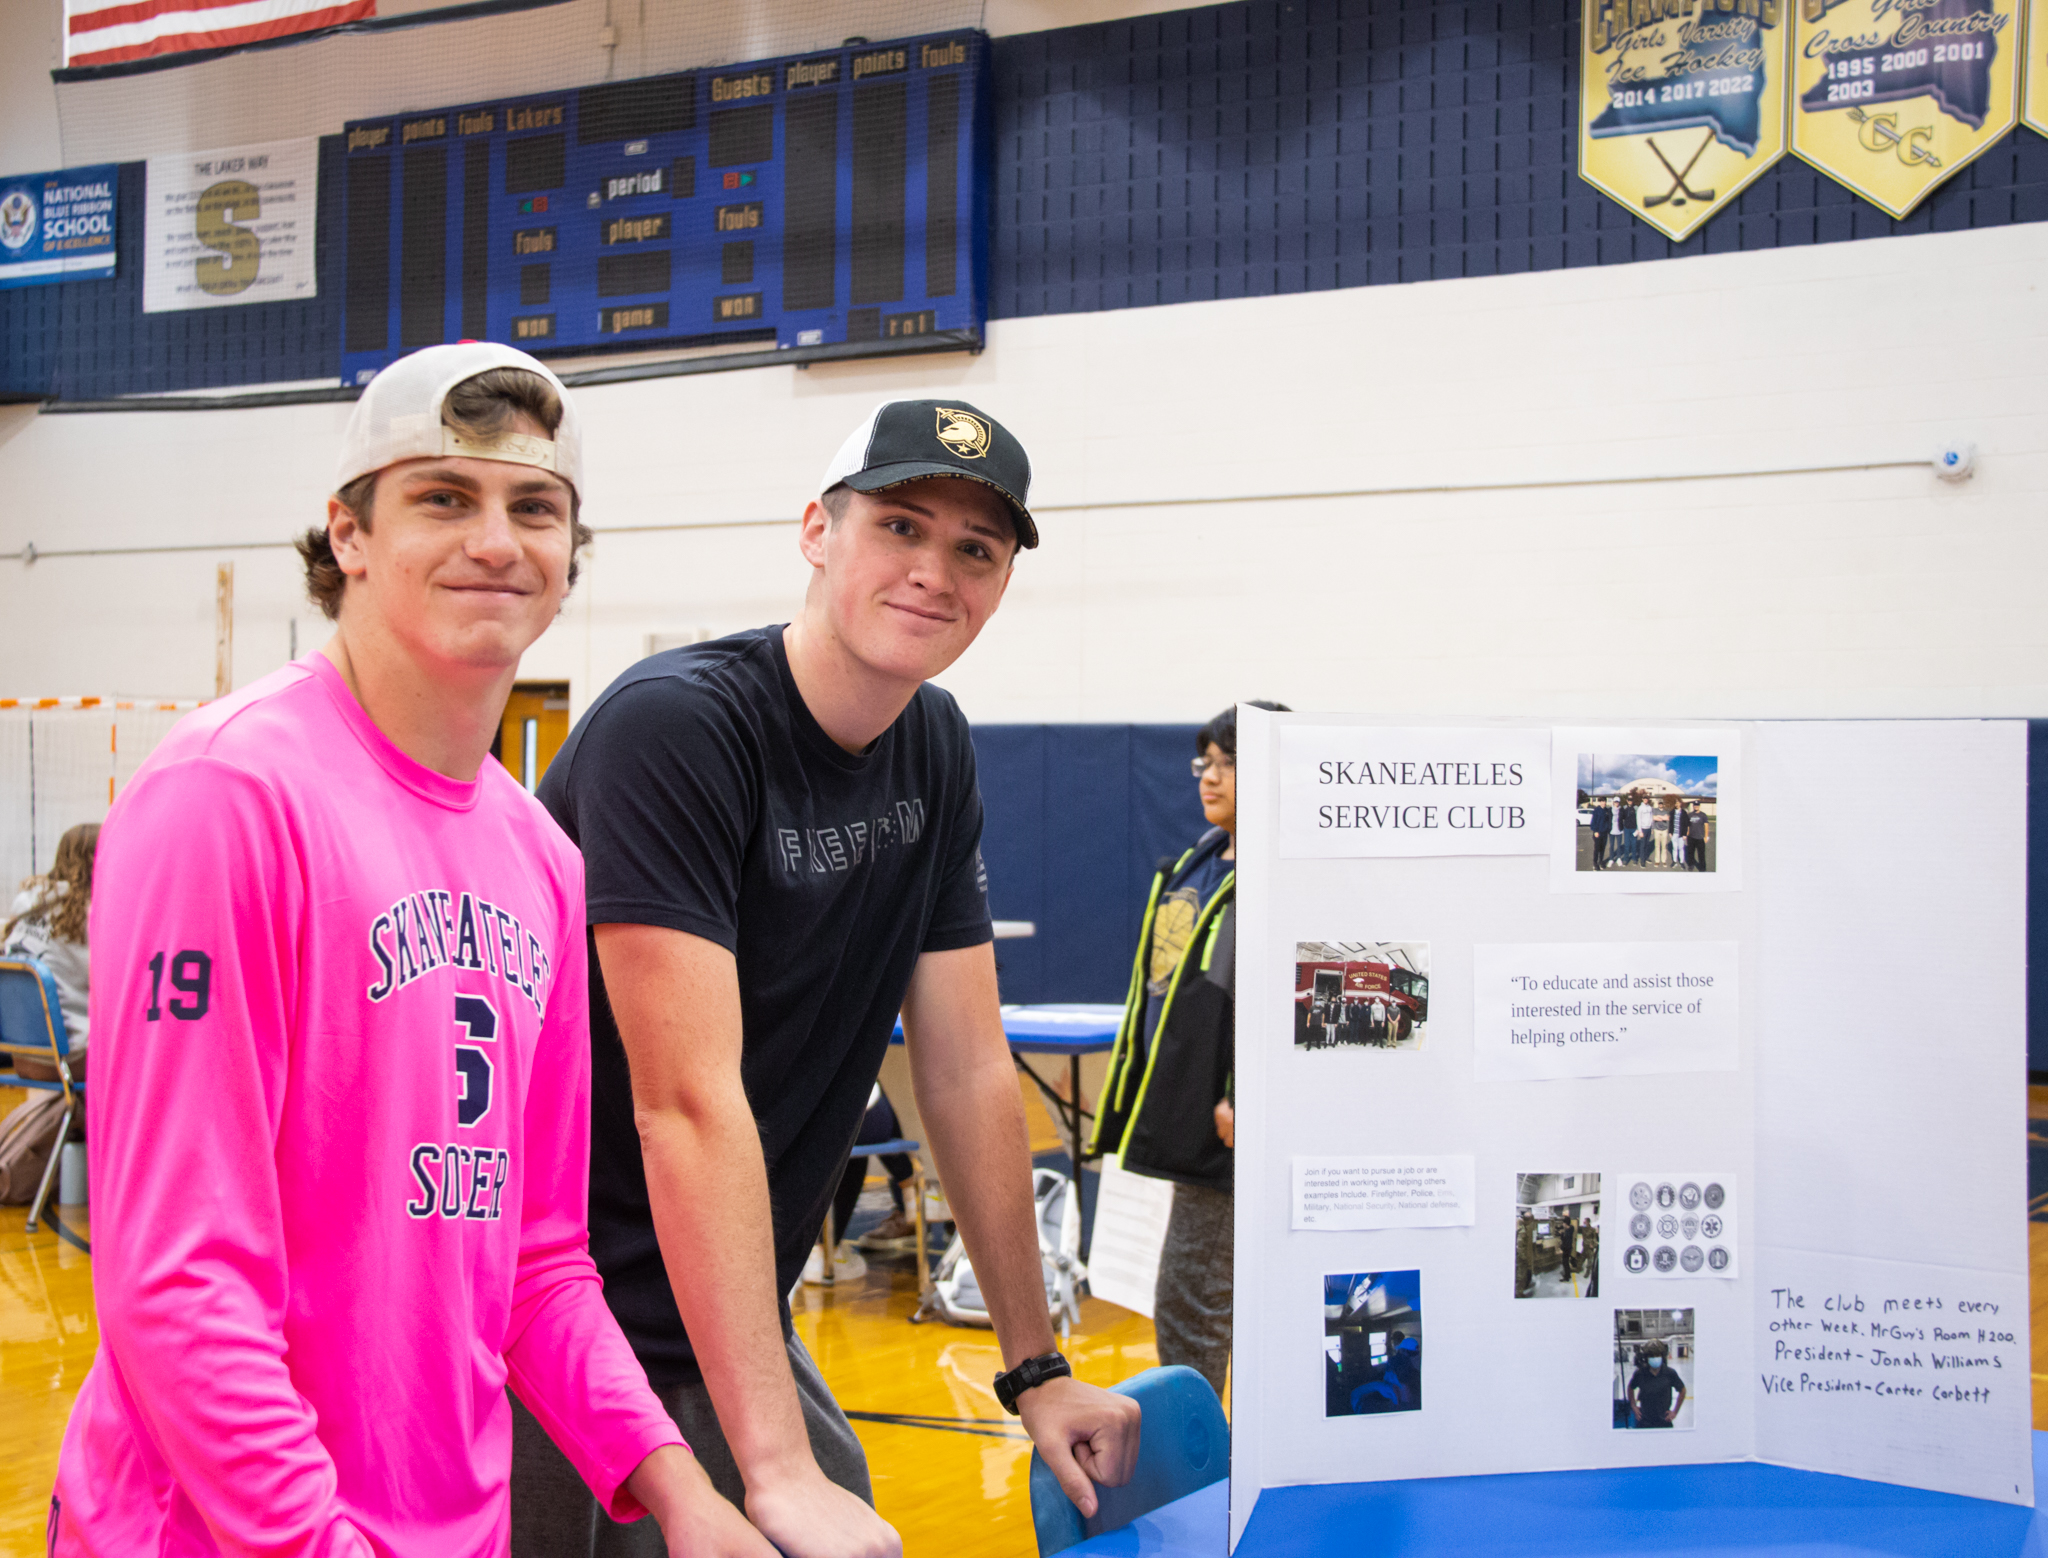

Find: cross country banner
[2024,0,2047,136]
[1791,0,2022,216]
[1580,0,1790,240]
[0,165,117,289]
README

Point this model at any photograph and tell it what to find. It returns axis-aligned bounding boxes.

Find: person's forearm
[641,1101,813,1479]
[914,1053,1060,1367]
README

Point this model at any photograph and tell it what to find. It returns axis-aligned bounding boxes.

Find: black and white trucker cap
[819,399,1037,549]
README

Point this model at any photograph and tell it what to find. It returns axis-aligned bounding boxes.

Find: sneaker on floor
[856,1211,919,1252]
[831,1241,867,1281]
[802,1244,827,1285]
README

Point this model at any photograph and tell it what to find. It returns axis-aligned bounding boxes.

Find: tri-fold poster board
[1229,711,2031,1545]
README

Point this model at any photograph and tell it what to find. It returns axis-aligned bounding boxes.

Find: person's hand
[1213,1098,1235,1148]
[745,1460,902,1558]
[1016,1375,1142,1518]
[627,1446,780,1558]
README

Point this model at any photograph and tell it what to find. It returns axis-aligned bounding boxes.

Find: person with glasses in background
[1091,701,1287,1403]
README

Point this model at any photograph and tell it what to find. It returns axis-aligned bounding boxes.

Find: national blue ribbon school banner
[0,165,117,289]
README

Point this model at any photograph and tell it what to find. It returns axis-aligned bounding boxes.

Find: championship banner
[0,165,117,289]
[1580,0,1790,241]
[143,139,317,314]
[2025,0,2047,135]
[1791,0,2021,216]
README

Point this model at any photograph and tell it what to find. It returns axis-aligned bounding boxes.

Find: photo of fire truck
[1293,942,1430,1050]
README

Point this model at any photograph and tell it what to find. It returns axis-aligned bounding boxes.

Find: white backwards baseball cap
[335,341,583,497]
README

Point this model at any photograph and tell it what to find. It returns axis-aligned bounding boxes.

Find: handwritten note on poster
[1292,1154,1476,1231]
[1473,942,1739,1080]
[1755,1248,2032,1505]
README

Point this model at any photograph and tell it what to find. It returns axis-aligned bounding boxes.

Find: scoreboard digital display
[339,29,987,384]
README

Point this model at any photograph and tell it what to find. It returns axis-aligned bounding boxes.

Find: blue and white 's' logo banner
[0,166,117,290]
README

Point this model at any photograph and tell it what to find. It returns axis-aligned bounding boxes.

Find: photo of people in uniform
[1324,1270,1422,1417]
[1514,1173,1600,1299]
[1294,942,1429,1050]
[1614,1309,1695,1430]
[1573,754,1717,874]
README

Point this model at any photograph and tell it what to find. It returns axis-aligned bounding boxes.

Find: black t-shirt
[1629,1363,1684,1423]
[538,626,993,1382]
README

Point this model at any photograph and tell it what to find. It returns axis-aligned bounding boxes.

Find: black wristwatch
[993,1351,1072,1414]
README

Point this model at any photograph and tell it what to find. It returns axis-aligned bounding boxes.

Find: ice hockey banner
[1579,0,1790,241]
[142,139,317,314]
[0,165,117,290]
[64,0,374,71]
[1791,0,2021,217]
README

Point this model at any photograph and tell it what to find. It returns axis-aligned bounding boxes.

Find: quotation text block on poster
[1473,941,1740,1080]
[1279,727,1551,858]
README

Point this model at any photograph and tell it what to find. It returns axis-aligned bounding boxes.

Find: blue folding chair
[0,957,84,1232]
[1029,1364,1227,1556]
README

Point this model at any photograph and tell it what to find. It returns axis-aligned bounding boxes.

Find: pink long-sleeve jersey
[52,655,683,1558]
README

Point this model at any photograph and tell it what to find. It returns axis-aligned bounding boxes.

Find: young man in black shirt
[515,402,1140,1558]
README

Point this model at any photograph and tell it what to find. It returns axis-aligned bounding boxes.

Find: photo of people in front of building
[1614,1309,1696,1430]
[1293,942,1429,1050]
[1324,1271,1423,1417]
[1574,754,1718,874]
[1514,1173,1600,1299]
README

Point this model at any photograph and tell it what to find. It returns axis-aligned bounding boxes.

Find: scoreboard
[339,29,987,385]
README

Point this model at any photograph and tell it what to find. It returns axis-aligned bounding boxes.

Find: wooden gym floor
[5,1082,2046,1556]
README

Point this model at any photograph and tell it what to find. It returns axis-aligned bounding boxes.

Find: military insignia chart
[1579,0,1790,240]
[1617,1173,1738,1278]
[1791,0,2022,216]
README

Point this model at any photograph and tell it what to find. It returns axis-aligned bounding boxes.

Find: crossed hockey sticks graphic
[1643,130,1718,209]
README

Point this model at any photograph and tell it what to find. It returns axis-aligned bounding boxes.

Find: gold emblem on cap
[934,407,991,461]
[440,427,559,472]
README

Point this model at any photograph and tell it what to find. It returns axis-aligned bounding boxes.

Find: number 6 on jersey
[453,994,497,1128]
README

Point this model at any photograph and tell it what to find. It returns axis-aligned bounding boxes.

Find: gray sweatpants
[1152,1182,1233,1401]
[510,1328,871,1556]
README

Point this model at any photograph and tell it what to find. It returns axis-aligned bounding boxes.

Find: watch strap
[993,1351,1072,1414]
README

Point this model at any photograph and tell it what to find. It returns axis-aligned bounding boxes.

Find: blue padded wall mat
[988,0,2048,319]
[974,723,1207,1005]
[0,140,342,401]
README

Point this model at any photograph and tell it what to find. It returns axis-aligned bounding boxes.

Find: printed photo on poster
[1617,1173,1738,1279]
[1324,1270,1422,1417]
[1615,1309,1696,1429]
[1295,942,1429,1051]
[1515,1173,1601,1299]
[1551,729,1740,893]
[1575,754,1718,875]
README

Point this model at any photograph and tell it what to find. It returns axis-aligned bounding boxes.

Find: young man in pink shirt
[50,343,773,1558]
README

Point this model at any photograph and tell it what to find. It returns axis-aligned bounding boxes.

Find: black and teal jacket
[1089,827,1235,1194]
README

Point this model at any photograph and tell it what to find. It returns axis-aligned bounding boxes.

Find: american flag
[64,0,375,70]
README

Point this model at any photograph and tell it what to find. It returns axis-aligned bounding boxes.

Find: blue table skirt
[1066,1433,2048,1556]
